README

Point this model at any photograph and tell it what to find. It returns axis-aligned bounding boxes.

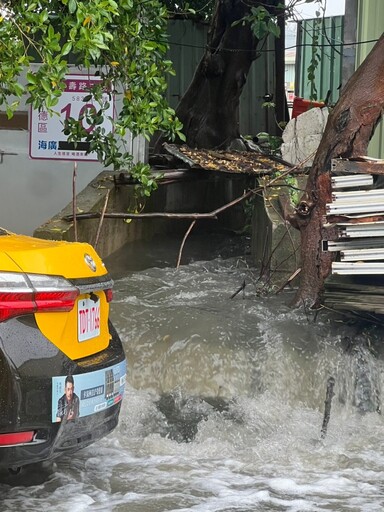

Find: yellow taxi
[0,229,126,473]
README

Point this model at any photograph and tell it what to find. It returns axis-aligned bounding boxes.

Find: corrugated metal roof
[163,144,291,176]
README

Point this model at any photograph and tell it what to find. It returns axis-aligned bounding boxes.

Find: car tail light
[0,272,79,322]
[0,431,35,446]
[104,289,113,303]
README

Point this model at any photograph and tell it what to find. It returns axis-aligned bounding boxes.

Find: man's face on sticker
[65,382,74,402]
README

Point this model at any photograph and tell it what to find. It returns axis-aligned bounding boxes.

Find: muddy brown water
[1,232,384,511]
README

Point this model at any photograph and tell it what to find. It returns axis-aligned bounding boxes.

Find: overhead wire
[166,37,381,53]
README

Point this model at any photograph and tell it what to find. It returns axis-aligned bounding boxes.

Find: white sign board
[29,74,114,161]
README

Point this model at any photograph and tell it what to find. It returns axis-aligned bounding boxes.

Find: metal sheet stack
[323,158,384,314]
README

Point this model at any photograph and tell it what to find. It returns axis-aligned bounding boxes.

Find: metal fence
[296,16,344,105]
[356,0,384,159]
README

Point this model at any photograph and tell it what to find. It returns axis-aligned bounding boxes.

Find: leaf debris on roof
[163,144,292,176]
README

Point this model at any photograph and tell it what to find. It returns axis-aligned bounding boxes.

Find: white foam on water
[2,257,384,511]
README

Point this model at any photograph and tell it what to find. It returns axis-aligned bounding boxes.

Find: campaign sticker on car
[78,297,101,342]
[51,359,126,422]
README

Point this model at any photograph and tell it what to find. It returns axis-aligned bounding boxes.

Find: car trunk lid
[1,233,113,360]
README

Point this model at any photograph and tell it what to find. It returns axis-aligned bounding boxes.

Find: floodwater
[2,233,384,511]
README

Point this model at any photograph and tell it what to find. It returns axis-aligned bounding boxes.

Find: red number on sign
[79,104,97,133]
[60,103,71,120]
[60,102,97,133]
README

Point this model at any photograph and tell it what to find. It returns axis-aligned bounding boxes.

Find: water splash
[3,255,384,511]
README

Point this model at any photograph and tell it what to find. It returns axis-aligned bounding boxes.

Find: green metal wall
[296,16,344,104]
[356,0,384,158]
[166,20,276,138]
[296,6,383,158]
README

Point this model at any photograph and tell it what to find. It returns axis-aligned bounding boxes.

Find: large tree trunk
[292,33,384,308]
[175,0,279,149]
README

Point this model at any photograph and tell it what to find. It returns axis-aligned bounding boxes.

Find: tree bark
[292,33,384,307]
[175,0,280,149]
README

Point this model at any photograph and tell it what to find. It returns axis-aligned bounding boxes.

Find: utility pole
[342,0,358,89]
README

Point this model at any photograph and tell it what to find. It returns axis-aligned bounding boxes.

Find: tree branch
[176,220,196,269]
[63,189,256,222]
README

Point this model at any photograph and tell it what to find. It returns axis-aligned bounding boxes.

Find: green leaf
[68,0,77,14]
[61,42,73,56]
[267,20,280,38]
[26,72,37,85]
[40,10,49,23]
[40,79,52,94]
[6,101,20,119]
[12,82,25,97]
[142,41,157,51]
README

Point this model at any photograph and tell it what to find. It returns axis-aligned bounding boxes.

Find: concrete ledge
[34,170,248,260]
[34,171,182,259]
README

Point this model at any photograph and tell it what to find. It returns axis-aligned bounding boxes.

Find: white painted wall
[0,64,148,235]
[0,128,148,236]
[0,129,108,235]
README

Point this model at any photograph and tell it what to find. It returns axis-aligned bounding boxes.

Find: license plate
[78,297,100,342]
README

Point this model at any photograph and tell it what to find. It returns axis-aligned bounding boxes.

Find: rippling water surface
[2,234,384,511]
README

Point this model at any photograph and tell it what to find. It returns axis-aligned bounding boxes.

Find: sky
[286,0,346,48]
[291,0,345,19]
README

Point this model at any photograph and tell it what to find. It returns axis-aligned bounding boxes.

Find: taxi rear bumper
[0,317,126,469]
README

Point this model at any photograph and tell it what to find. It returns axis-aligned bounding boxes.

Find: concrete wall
[0,129,147,239]
[0,63,148,236]
[251,109,325,287]
[251,180,301,288]
[281,107,329,167]
[34,171,248,260]
[0,130,106,235]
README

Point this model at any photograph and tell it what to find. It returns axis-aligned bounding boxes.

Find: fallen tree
[289,33,384,308]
